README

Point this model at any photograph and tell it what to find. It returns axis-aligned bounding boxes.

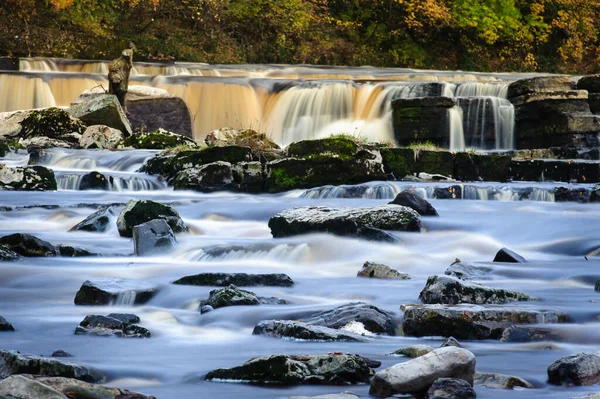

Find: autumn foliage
[1,0,599,73]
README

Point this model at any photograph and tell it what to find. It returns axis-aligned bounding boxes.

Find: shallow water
[1,149,600,399]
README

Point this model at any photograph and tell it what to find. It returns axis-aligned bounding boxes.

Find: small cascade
[448,106,466,151]
[189,243,309,262]
[114,291,138,306]
[55,172,165,191]
[19,59,58,72]
[300,182,400,199]
[35,148,158,172]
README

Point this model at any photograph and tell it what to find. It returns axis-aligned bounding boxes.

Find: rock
[0,244,19,261]
[232,161,265,193]
[133,218,176,256]
[55,245,96,257]
[206,128,280,151]
[205,353,373,385]
[380,148,415,178]
[419,274,534,305]
[174,161,237,192]
[391,345,434,358]
[454,152,511,182]
[50,350,73,358]
[500,325,562,342]
[507,76,576,100]
[548,353,600,386]
[74,278,158,305]
[389,190,438,216]
[596,280,600,292]
[0,165,57,191]
[440,337,462,348]
[578,75,600,93]
[200,284,286,312]
[0,108,85,145]
[0,349,101,382]
[116,199,187,237]
[75,313,151,338]
[445,262,492,280]
[369,347,476,397]
[0,315,14,331]
[79,171,109,190]
[121,128,198,150]
[401,304,567,340]
[303,302,396,335]
[0,375,66,399]
[69,94,132,136]
[0,233,56,257]
[493,247,527,263]
[357,261,411,280]
[474,372,534,389]
[172,272,294,287]
[285,394,358,399]
[69,208,115,233]
[125,93,194,139]
[268,205,420,239]
[427,377,477,399]
[252,320,369,342]
[79,125,124,149]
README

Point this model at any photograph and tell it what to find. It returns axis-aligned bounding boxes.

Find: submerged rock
[389,190,438,216]
[401,304,567,340]
[0,315,14,331]
[0,165,57,191]
[173,272,294,287]
[0,349,102,382]
[69,94,132,136]
[79,171,109,190]
[200,284,287,312]
[133,218,176,256]
[500,325,562,342]
[391,345,434,358]
[303,302,396,335]
[419,275,534,305]
[69,208,116,233]
[357,261,411,280]
[268,205,420,240]
[75,313,150,338]
[205,353,373,385]
[445,262,492,280]
[50,350,73,358]
[79,124,124,149]
[493,247,527,263]
[0,244,19,261]
[121,128,197,150]
[116,199,187,237]
[547,353,600,386]
[474,372,534,389]
[55,244,96,257]
[0,233,56,257]
[369,347,476,397]
[427,377,477,399]
[74,278,158,306]
[253,320,369,342]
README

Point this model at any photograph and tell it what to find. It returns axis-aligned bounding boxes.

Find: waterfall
[449,106,466,151]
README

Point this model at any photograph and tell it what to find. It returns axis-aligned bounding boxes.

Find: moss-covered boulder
[232,161,265,192]
[0,165,57,191]
[79,171,109,190]
[0,108,85,147]
[173,161,237,192]
[380,148,415,179]
[206,128,280,151]
[121,128,198,150]
[116,199,187,237]
[0,233,56,257]
[286,136,359,160]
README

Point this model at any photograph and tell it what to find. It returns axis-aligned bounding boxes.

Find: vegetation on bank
[1,0,600,73]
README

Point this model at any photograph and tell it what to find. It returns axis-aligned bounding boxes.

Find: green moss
[380,148,415,178]
[415,150,454,176]
[20,108,85,139]
[286,137,359,161]
[122,128,196,150]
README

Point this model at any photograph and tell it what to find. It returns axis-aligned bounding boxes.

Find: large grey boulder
[401,304,567,339]
[0,233,56,257]
[427,377,477,399]
[172,272,294,287]
[133,219,176,256]
[547,353,600,386]
[389,190,438,216]
[357,261,411,280]
[0,165,57,191]
[75,313,150,338]
[0,350,102,382]
[268,205,420,239]
[74,278,158,306]
[0,315,14,331]
[200,284,286,313]
[125,91,193,139]
[419,275,534,305]
[303,302,396,335]
[79,125,123,149]
[69,208,115,233]
[205,353,373,385]
[69,94,132,136]
[369,347,476,397]
[252,320,369,342]
[116,199,187,237]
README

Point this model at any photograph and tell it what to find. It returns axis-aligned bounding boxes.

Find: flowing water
[1,148,600,399]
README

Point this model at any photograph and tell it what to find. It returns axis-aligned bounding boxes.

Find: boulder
[440,337,462,348]
[507,76,576,100]
[357,261,411,280]
[79,171,109,190]
[577,75,600,93]
[268,205,420,240]
[55,245,96,257]
[419,275,534,305]
[50,350,73,358]
[74,278,158,306]
[121,128,198,150]
[444,262,492,280]
[474,372,534,389]
[125,93,193,139]
[0,108,85,145]
[206,128,280,151]
[391,345,434,358]
[174,161,237,192]
[0,315,14,331]
[75,313,150,338]
[200,284,286,312]
[172,272,294,287]
[252,320,369,342]
[233,161,265,193]
[391,97,457,147]
[303,302,396,335]
[69,94,132,136]
[389,190,438,216]
[369,347,476,397]
[427,377,477,399]
[79,125,124,149]
[0,244,19,261]
[0,233,56,257]
[69,208,115,233]
[500,325,562,342]
[401,304,567,339]
[116,199,187,237]
[205,353,373,385]
[547,353,600,386]
[493,248,526,263]
[380,148,415,178]
[133,218,176,256]
[0,165,57,191]
[0,375,66,399]
[0,350,101,382]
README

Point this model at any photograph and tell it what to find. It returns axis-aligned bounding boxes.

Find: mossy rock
[380,148,415,178]
[121,128,198,150]
[19,108,85,141]
[116,199,187,237]
[286,137,359,161]
[415,150,454,177]
[0,141,23,157]
[0,165,57,191]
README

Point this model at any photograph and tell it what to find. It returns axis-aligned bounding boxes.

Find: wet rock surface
[391,344,434,358]
[173,272,294,287]
[69,207,116,232]
[427,377,477,399]
[74,278,158,306]
[116,199,187,237]
[133,218,176,256]
[547,353,600,386]
[493,247,527,263]
[252,320,369,342]
[0,315,14,331]
[357,261,411,280]
[75,313,151,338]
[474,371,534,389]
[0,233,56,257]
[389,189,438,216]
[200,284,287,312]
[303,302,396,335]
